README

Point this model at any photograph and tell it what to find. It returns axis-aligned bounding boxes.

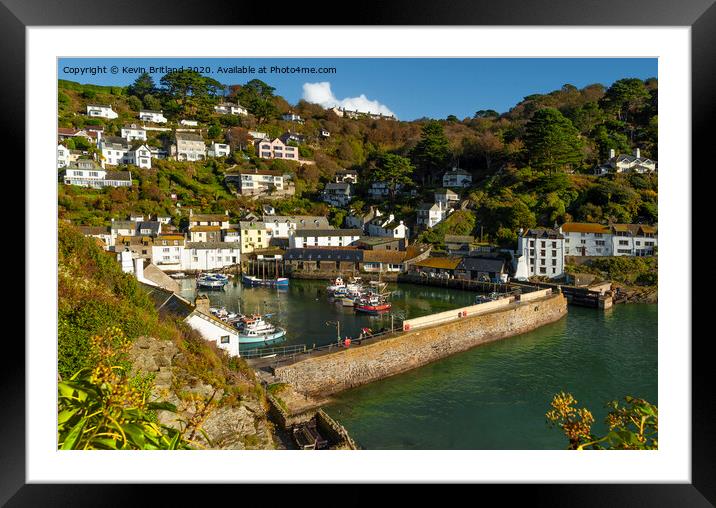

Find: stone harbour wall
[274,293,568,397]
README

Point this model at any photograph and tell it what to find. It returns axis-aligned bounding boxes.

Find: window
[220,336,230,344]
[552,259,556,266]
[552,250,557,257]
[619,240,629,246]
[596,240,605,246]
[540,250,545,256]
[580,240,586,244]
[552,242,557,248]
[539,267,546,274]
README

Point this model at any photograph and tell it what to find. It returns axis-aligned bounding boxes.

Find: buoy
[344,338,351,347]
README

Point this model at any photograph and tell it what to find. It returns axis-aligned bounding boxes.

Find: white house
[99,137,152,169]
[321,182,353,207]
[180,119,198,127]
[561,222,657,257]
[248,130,268,141]
[86,104,118,119]
[434,188,459,207]
[263,215,332,239]
[62,160,132,188]
[215,102,248,116]
[182,242,241,271]
[334,169,358,184]
[139,110,168,123]
[320,129,331,138]
[140,284,241,357]
[282,112,303,123]
[229,169,287,196]
[561,223,613,257]
[121,124,147,141]
[208,142,231,158]
[174,132,206,161]
[254,138,298,161]
[57,144,70,169]
[288,229,362,249]
[594,148,657,176]
[609,224,657,257]
[345,207,382,231]
[416,202,449,228]
[366,213,409,239]
[516,227,565,279]
[442,167,472,188]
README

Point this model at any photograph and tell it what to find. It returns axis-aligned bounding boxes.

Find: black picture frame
[4,0,710,504]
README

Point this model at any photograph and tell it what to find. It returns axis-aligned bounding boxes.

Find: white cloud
[302,82,395,117]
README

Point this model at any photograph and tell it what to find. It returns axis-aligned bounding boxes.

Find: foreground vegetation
[58,221,271,449]
[547,392,658,450]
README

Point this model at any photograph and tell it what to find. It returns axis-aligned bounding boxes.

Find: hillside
[57,221,276,449]
[58,73,658,247]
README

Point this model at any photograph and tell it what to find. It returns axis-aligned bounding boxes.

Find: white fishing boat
[235,314,287,344]
[326,276,346,293]
[170,272,186,279]
[197,273,229,289]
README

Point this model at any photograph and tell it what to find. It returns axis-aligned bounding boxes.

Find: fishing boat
[354,294,392,314]
[241,274,290,287]
[196,273,229,289]
[170,272,186,279]
[326,276,346,293]
[234,314,287,344]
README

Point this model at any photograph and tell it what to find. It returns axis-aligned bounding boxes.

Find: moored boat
[242,274,290,287]
[354,294,392,314]
[235,314,287,344]
[197,273,229,289]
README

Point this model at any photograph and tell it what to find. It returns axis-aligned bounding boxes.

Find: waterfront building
[609,224,657,256]
[412,257,462,278]
[188,225,222,243]
[516,227,566,279]
[560,222,657,257]
[444,235,476,255]
[434,188,459,207]
[455,256,509,283]
[141,284,241,357]
[263,215,331,239]
[182,242,241,271]
[240,221,270,254]
[288,229,363,249]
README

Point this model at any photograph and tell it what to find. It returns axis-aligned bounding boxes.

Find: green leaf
[60,418,86,450]
[58,408,80,426]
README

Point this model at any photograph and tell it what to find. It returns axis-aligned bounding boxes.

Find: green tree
[160,70,223,115]
[524,108,584,173]
[235,79,279,125]
[601,78,650,124]
[372,153,414,199]
[411,121,451,185]
[127,72,156,99]
[127,95,143,112]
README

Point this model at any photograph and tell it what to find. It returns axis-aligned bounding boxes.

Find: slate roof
[457,257,507,273]
[292,229,362,238]
[104,171,132,181]
[561,223,610,234]
[186,242,241,250]
[139,282,194,319]
[284,248,364,262]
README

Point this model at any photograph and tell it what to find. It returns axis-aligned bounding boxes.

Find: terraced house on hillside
[61,159,132,188]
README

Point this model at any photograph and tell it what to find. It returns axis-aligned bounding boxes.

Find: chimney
[634,147,640,158]
[195,294,211,314]
[609,148,615,159]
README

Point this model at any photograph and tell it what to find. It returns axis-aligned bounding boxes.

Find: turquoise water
[179,278,479,351]
[323,304,658,449]
[179,278,657,449]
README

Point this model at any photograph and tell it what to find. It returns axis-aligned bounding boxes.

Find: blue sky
[58,58,657,121]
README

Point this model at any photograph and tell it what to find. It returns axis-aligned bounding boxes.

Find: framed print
[4,0,712,504]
